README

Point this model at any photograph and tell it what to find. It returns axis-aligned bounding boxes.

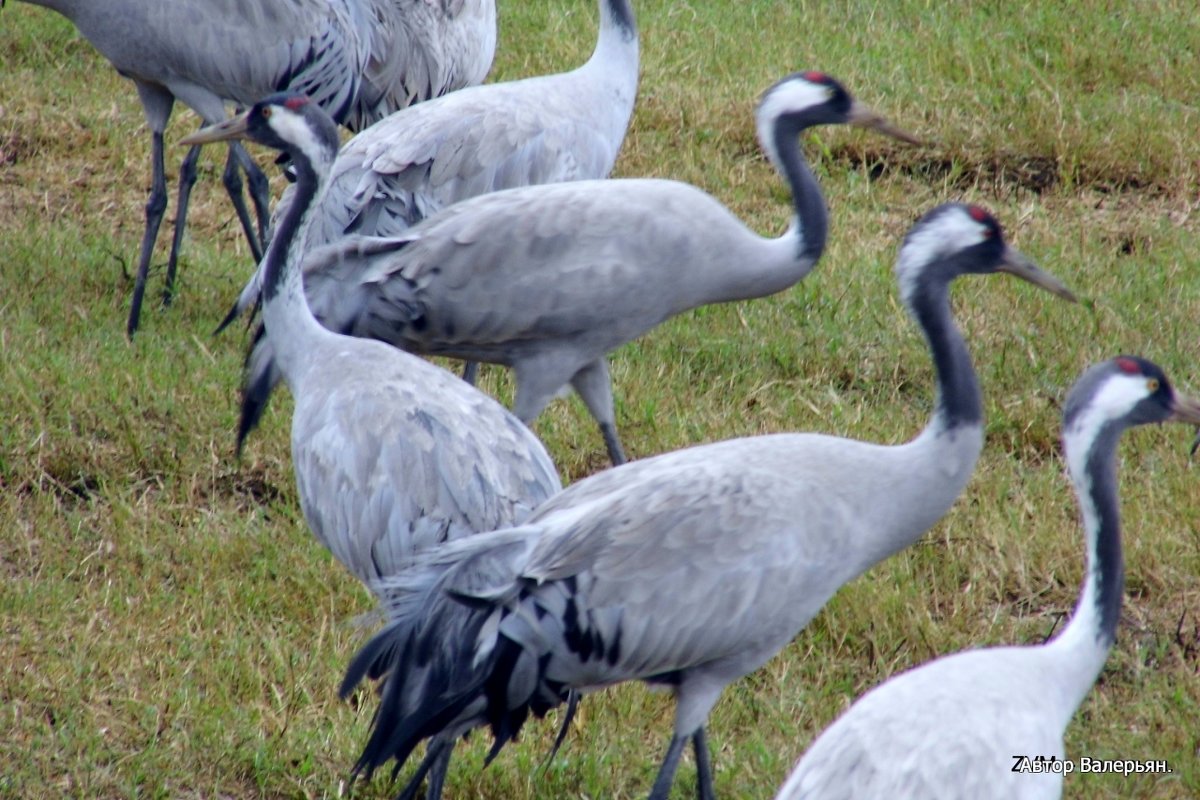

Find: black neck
[907,272,982,430]
[1079,424,1125,646]
[772,118,828,263]
[601,0,637,41]
[261,155,319,302]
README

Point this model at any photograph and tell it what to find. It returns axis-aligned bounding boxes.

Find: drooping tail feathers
[340,529,573,783]
[236,321,281,456]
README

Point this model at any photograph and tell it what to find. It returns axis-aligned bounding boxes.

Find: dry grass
[2,1,1198,798]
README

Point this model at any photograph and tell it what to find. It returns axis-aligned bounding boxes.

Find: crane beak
[996,245,1077,302]
[179,109,253,146]
[1174,394,1200,456]
[1169,392,1200,427]
[846,101,922,146]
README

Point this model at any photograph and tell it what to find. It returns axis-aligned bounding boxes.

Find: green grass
[2,1,1198,797]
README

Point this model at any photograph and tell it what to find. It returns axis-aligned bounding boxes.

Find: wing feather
[291,342,560,586]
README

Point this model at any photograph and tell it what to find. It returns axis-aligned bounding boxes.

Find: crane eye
[262,107,272,119]
[1146,378,1160,392]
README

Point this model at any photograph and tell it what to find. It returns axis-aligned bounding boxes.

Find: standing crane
[774,356,1200,800]
[222,0,640,430]
[339,203,1077,799]
[10,0,496,336]
[229,71,918,466]
[180,91,555,800]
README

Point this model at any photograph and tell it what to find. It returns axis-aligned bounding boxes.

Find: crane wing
[291,344,560,584]
[347,0,495,130]
[114,0,370,124]
[502,437,870,678]
[325,179,746,350]
[285,78,624,244]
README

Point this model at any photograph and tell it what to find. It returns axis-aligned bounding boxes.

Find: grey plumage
[181,92,557,800]
[294,0,633,245]
[340,203,1076,799]
[775,358,1200,800]
[344,0,497,133]
[181,92,558,589]
[234,71,917,465]
[15,0,495,335]
[226,0,640,447]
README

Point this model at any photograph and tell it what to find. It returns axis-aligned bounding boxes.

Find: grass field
[2,1,1198,797]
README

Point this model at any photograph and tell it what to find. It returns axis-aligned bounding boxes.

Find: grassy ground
[2,1,1198,797]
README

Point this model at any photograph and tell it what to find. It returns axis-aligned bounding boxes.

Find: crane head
[1065,357,1200,455]
[896,203,1076,304]
[757,71,921,147]
[180,93,339,170]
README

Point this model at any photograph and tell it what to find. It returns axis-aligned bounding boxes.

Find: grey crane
[339,203,1077,799]
[230,71,917,466]
[11,0,496,336]
[222,0,639,410]
[181,91,557,800]
[774,357,1200,800]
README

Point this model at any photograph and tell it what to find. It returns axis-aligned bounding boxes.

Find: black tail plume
[236,322,276,455]
[340,561,572,788]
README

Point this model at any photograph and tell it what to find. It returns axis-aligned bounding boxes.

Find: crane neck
[564,0,637,181]
[693,101,828,306]
[259,141,335,380]
[1045,419,1124,708]
[905,272,982,433]
[595,0,637,49]
[585,0,638,85]
[769,117,828,266]
[841,268,984,575]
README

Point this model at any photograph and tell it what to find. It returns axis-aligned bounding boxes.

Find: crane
[180,90,556,800]
[339,203,1077,799]
[11,0,496,336]
[773,356,1200,800]
[230,71,918,465]
[222,0,640,423]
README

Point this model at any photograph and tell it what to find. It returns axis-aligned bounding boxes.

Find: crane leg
[461,361,479,385]
[512,365,565,431]
[229,141,270,252]
[647,733,687,800]
[222,145,266,265]
[162,143,202,307]
[693,728,715,800]
[127,129,169,337]
[600,423,628,467]
[569,359,627,465]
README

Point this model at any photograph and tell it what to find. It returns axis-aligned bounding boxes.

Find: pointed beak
[1170,392,1200,427]
[1172,394,1200,455]
[996,245,1077,302]
[846,100,923,146]
[179,108,254,146]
